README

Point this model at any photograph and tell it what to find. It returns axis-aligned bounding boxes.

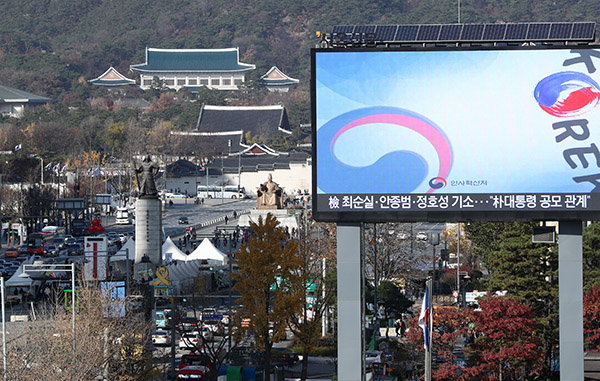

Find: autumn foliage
[584,284,600,350]
[408,296,543,380]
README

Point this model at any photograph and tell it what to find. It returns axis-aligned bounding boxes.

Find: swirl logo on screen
[534,71,600,117]
[429,177,447,189]
[317,107,453,194]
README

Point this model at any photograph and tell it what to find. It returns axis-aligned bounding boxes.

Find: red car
[176,365,208,380]
[179,353,212,370]
[4,248,18,258]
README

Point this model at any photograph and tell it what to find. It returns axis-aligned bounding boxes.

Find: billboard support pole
[558,220,583,380]
[337,223,363,380]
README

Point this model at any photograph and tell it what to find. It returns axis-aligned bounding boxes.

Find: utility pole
[456,223,461,308]
[373,223,378,350]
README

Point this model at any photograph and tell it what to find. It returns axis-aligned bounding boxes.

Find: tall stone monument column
[134,155,162,279]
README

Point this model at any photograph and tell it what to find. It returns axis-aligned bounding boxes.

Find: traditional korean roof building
[0,85,54,118]
[204,143,311,196]
[89,66,136,88]
[259,66,299,92]
[130,47,255,91]
[171,104,293,155]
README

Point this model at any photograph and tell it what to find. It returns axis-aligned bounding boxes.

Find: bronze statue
[136,155,160,198]
[257,174,283,209]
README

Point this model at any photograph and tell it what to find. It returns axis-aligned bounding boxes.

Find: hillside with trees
[0,0,598,169]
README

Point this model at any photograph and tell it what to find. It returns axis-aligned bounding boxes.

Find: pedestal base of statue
[238,208,299,231]
[134,196,162,280]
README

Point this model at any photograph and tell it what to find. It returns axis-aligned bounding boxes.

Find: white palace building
[130,47,255,92]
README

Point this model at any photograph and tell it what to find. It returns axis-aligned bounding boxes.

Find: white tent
[110,237,135,262]
[162,236,188,262]
[5,264,33,288]
[186,238,227,265]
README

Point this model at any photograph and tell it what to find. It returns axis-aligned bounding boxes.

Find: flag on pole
[14,144,21,152]
[418,284,430,351]
[44,162,52,170]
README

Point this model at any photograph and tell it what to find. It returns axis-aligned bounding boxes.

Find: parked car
[18,245,29,256]
[179,353,212,370]
[64,237,77,246]
[177,316,199,332]
[4,248,18,258]
[152,330,171,346]
[178,216,189,225]
[44,245,59,257]
[416,232,429,241]
[196,326,213,342]
[179,332,201,350]
[65,244,82,256]
[272,347,299,365]
[4,265,19,276]
[175,365,208,380]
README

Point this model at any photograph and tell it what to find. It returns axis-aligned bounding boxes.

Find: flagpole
[425,278,432,381]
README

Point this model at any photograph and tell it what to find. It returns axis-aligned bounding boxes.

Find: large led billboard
[312,46,600,222]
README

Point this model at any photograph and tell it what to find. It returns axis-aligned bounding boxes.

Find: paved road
[104,197,253,237]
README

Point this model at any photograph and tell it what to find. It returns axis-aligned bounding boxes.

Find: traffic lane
[103,199,253,234]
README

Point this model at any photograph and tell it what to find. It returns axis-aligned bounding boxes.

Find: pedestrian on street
[225,215,229,225]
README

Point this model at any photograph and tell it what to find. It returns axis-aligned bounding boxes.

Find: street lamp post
[429,233,440,302]
[1,277,6,381]
[20,263,76,375]
[215,225,238,350]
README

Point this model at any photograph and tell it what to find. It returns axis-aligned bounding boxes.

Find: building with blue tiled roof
[89,66,136,88]
[0,85,54,118]
[130,47,255,91]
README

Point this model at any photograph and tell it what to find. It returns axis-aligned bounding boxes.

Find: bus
[197,185,246,199]
[41,226,66,236]
[71,219,90,237]
[115,207,132,225]
[27,232,54,255]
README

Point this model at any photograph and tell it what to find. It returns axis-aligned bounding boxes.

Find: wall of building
[139,72,246,91]
[186,163,311,197]
[239,163,311,197]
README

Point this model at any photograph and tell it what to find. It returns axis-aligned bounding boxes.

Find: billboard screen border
[311,44,600,223]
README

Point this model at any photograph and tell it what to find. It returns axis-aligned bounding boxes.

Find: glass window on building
[177,79,186,86]
[164,79,175,86]
[211,78,220,86]
[200,79,209,86]
[222,78,231,86]
[143,79,152,86]
[234,79,243,86]
[189,79,198,85]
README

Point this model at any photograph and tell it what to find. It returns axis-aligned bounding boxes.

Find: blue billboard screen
[312,46,600,221]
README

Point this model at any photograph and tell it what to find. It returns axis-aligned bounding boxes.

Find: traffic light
[440,249,449,261]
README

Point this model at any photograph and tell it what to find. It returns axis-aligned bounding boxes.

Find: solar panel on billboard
[355,25,376,34]
[572,22,596,39]
[502,23,529,40]
[394,25,419,41]
[416,25,441,41]
[331,22,595,43]
[549,23,573,39]
[527,23,551,40]
[482,24,506,41]
[438,24,462,41]
[332,25,354,34]
[376,25,397,41]
[460,24,485,41]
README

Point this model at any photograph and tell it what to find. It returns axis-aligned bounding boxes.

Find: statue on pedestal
[136,155,160,198]
[257,174,283,209]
